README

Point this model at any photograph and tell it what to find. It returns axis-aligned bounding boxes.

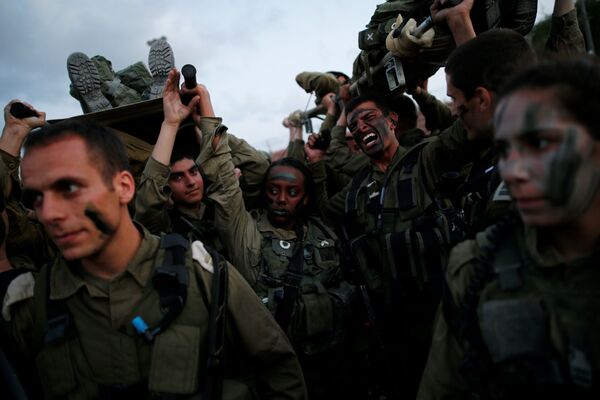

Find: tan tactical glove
[385,14,435,58]
[286,110,303,128]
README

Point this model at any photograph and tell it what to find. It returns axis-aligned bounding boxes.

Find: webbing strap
[203,246,228,400]
[274,228,305,332]
[151,234,190,336]
[43,261,70,345]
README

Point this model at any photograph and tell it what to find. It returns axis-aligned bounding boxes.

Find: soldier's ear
[388,111,399,129]
[474,86,494,112]
[113,171,136,205]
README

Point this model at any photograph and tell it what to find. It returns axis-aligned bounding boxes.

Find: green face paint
[495,89,600,226]
[269,172,298,182]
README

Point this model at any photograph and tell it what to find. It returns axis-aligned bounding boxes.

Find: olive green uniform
[134,116,270,255]
[134,155,227,256]
[311,120,475,397]
[199,117,270,211]
[295,72,340,104]
[418,219,600,399]
[1,226,307,400]
[199,127,362,399]
[0,151,57,267]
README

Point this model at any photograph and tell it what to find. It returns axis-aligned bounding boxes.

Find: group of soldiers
[1,0,599,399]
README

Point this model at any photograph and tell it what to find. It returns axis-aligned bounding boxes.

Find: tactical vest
[31,235,241,400]
[345,142,451,307]
[448,219,600,399]
[256,216,354,356]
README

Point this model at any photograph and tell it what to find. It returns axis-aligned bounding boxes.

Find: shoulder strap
[32,260,70,351]
[345,166,371,213]
[308,216,338,242]
[274,228,305,332]
[202,245,228,400]
[135,233,190,341]
[154,233,189,333]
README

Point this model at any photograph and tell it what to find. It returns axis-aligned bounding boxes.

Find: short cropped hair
[446,28,536,99]
[345,95,392,117]
[23,121,131,186]
[500,56,600,140]
[326,71,350,83]
[389,95,418,130]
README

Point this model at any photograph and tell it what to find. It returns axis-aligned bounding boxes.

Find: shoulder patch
[191,241,214,273]
[2,271,35,321]
[492,181,512,202]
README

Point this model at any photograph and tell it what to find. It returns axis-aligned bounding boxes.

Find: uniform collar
[50,224,160,300]
[175,201,206,220]
[256,211,302,240]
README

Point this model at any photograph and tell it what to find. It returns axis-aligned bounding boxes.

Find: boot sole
[67,52,112,113]
[148,40,175,99]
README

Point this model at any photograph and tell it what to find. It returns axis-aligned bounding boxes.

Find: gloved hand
[386,14,435,58]
[285,110,303,128]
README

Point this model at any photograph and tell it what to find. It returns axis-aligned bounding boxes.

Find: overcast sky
[1,0,555,151]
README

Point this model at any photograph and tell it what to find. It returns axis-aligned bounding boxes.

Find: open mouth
[362,132,377,144]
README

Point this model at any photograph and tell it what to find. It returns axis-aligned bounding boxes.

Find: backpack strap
[133,233,190,341]
[274,227,305,332]
[201,245,228,400]
[31,260,70,349]
[345,166,371,214]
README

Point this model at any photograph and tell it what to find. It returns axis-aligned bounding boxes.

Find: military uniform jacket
[134,155,227,256]
[198,117,270,211]
[0,151,57,267]
[199,130,352,355]
[418,221,600,399]
[312,120,474,299]
[1,226,307,400]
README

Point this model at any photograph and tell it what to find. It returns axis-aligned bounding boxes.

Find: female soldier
[418,57,600,399]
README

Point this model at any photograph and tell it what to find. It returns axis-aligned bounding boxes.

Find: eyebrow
[348,108,379,122]
[269,172,298,182]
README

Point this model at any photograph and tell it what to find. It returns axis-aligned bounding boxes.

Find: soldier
[193,85,360,398]
[418,56,600,400]
[0,117,307,399]
[0,101,56,267]
[135,69,270,259]
[441,28,537,236]
[306,92,474,398]
[134,75,228,256]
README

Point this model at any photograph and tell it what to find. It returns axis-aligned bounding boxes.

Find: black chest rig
[256,218,354,356]
[344,143,451,308]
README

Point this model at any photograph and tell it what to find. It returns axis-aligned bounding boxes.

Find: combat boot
[147,39,175,99]
[67,52,112,113]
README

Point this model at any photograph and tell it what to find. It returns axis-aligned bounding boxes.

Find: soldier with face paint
[418,57,600,399]
[198,123,362,399]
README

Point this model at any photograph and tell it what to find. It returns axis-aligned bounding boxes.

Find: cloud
[1,0,554,149]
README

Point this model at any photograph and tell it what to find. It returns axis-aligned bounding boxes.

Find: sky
[1,0,555,151]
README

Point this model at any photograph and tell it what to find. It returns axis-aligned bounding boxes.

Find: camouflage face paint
[85,203,115,235]
[269,172,298,182]
[496,90,600,225]
[546,128,600,218]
